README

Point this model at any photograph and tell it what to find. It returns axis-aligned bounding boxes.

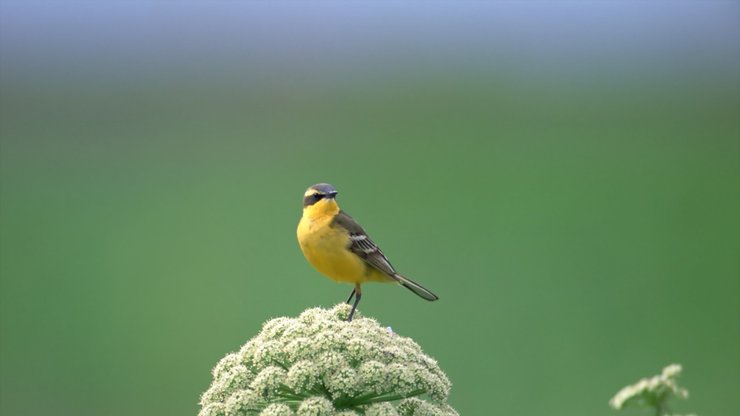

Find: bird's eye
[314,193,323,200]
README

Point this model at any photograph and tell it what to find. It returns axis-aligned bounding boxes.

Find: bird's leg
[347,284,362,322]
[345,288,356,304]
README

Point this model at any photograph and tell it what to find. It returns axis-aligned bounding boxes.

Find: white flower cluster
[199,304,457,416]
[609,364,689,411]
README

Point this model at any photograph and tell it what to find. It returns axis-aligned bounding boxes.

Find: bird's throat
[302,199,340,221]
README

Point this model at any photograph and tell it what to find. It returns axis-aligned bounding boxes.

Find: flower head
[609,364,690,413]
[199,304,457,416]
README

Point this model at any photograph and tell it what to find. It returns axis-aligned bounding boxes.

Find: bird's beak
[326,191,338,199]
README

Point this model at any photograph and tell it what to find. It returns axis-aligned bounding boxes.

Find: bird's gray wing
[331,210,397,277]
[332,210,439,301]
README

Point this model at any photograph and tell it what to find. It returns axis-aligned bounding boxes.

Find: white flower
[286,361,320,393]
[609,364,690,412]
[260,403,294,416]
[398,397,459,416]
[297,397,334,416]
[662,364,682,378]
[324,365,360,398]
[365,402,399,416]
[199,304,456,416]
[250,366,287,398]
[224,390,263,415]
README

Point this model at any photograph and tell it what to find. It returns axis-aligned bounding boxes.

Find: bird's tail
[393,274,439,301]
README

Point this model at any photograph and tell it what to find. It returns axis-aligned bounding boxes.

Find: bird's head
[302,183,340,218]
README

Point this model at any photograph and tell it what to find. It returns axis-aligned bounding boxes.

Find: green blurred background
[1,2,738,415]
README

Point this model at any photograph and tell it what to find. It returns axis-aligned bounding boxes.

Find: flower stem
[336,388,427,409]
[655,401,664,416]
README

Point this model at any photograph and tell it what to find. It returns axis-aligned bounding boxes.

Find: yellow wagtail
[297,183,438,321]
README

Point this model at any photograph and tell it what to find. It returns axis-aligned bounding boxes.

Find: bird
[297,183,438,321]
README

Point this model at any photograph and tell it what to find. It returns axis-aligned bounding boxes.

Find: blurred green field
[2,74,738,415]
[1,3,739,416]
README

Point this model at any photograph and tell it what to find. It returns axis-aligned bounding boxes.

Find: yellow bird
[297,183,438,321]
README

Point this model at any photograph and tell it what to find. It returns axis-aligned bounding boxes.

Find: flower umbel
[609,364,692,416]
[199,304,457,416]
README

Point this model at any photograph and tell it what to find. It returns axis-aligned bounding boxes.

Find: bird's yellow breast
[297,214,366,283]
[297,208,387,284]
